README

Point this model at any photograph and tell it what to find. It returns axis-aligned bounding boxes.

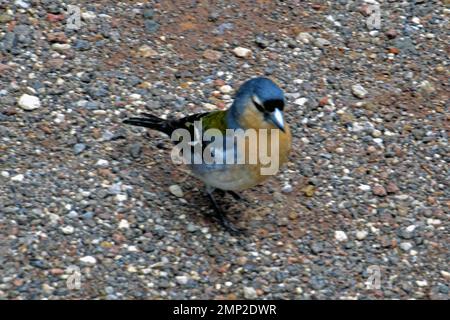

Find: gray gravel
[0,1,449,299]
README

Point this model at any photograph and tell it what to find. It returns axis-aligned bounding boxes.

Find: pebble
[118,219,130,229]
[351,84,368,99]
[80,256,97,266]
[372,184,387,196]
[219,85,233,94]
[138,45,158,58]
[335,231,348,242]
[296,32,313,44]
[243,286,257,299]
[169,185,184,197]
[400,242,413,251]
[203,49,222,61]
[294,97,308,106]
[416,280,428,287]
[61,225,75,235]
[356,230,368,240]
[18,94,41,111]
[11,174,24,182]
[176,276,189,285]
[233,47,252,58]
[314,38,331,47]
[73,143,86,155]
[96,159,109,167]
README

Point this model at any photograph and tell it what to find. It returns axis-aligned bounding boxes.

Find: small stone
[73,143,86,155]
[296,32,313,44]
[301,185,315,197]
[416,280,428,287]
[81,11,96,21]
[203,49,222,61]
[411,17,421,25]
[219,85,233,94]
[351,84,368,99]
[144,19,160,33]
[96,159,109,167]
[138,45,158,58]
[282,183,293,193]
[294,97,308,106]
[372,184,387,196]
[335,230,348,242]
[255,35,269,48]
[314,38,331,47]
[356,230,368,240]
[426,219,441,226]
[386,182,399,194]
[80,256,97,266]
[176,276,189,285]
[400,242,413,251]
[11,174,24,182]
[233,47,252,58]
[243,286,257,299]
[42,284,54,295]
[358,185,371,191]
[15,0,30,9]
[18,94,41,111]
[118,219,130,229]
[61,225,75,235]
[52,43,71,51]
[310,242,323,254]
[440,271,450,280]
[169,185,183,197]
[385,29,398,39]
[418,80,435,95]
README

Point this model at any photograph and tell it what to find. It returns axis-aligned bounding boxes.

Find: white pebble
[169,185,184,198]
[243,286,257,299]
[406,225,416,233]
[400,242,413,251]
[96,159,109,167]
[356,230,368,240]
[118,219,130,229]
[358,185,371,191]
[294,97,308,106]
[427,219,441,225]
[351,84,368,99]
[335,230,348,242]
[11,174,24,182]
[61,225,75,235]
[233,47,252,58]
[1,171,10,178]
[18,94,41,111]
[219,85,233,94]
[176,276,189,285]
[416,280,428,287]
[80,256,97,266]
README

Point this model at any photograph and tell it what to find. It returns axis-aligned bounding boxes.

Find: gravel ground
[0,0,449,300]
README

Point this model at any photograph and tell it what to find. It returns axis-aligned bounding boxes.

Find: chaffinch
[123,77,291,233]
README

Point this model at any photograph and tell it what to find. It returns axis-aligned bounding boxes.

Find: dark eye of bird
[264,99,285,112]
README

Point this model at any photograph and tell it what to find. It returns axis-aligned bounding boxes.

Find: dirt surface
[0,0,449,299]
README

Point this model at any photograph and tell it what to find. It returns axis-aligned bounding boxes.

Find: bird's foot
[206,188,247,236]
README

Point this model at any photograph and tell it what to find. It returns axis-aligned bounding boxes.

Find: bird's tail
[123,113,172,136]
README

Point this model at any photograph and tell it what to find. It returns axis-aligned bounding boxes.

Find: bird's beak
[268,108,285,132]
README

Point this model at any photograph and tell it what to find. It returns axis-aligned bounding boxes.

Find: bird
[123,77,291,234]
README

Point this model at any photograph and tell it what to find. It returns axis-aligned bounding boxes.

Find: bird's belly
[190,164,266,191]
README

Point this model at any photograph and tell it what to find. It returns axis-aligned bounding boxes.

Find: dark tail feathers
[123,113,172,136]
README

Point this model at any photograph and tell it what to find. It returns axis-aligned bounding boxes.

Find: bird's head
[228,77,286,132]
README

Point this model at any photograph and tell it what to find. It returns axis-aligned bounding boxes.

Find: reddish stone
[319,96,329,106]
[373,184,387,196]
[47,13,65,22]
[47,32,68,43]
[386,182,400,194]
[388,47,400,55]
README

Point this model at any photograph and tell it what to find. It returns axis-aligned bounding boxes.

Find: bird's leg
[205,187,244,235]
